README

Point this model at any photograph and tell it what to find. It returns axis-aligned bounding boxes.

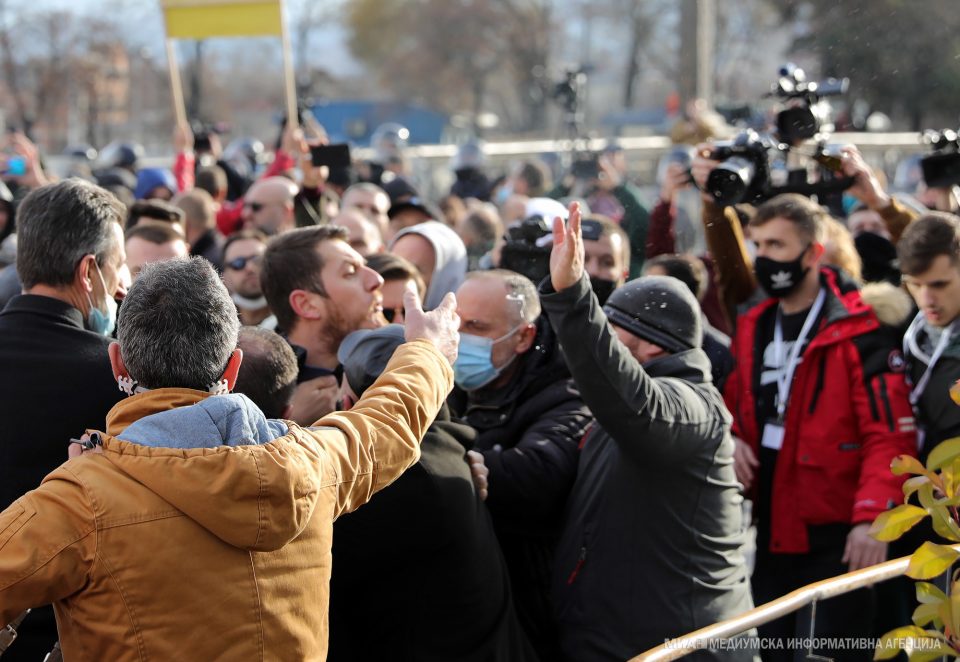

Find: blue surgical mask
[454,325,524,391]
[494,183,513,207]
[86,262,117,337]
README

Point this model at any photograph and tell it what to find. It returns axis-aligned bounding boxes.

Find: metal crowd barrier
[631,545,960,661]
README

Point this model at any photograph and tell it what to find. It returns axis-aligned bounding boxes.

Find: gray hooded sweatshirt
[391,221,467,310]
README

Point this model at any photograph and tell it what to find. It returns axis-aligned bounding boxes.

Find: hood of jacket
[391,221,467,310]
[642,345,714,383]
[96,388,321,552]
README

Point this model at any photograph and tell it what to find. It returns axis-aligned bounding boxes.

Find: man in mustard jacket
[0,256,459,661]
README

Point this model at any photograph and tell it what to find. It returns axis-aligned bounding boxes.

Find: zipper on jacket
[566,546,587,585]
[807,353,828,415]
[865,376,880,421]
[878,374,895,432]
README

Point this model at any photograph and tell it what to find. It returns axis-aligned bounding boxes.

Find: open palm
[549,201,584,292]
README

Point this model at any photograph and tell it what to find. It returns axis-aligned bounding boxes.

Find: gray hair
[118,257,239,390]
[465,269,541,325]
[17,179,124,288]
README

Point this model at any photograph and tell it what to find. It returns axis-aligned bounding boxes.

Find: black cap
[337,325,407,397]
[602,275,702,353]
[387,196,441,222]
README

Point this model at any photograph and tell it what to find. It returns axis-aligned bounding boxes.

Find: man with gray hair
[0,178,126,661]
[452,268,591,660]
[0,257,460,660]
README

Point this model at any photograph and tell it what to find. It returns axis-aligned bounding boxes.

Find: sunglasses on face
[383,308,405,323]
[225,254,262,271]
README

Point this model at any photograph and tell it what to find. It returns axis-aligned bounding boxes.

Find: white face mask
[231,292,268,311]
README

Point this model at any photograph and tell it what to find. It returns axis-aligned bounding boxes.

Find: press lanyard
[904,312,959,407]
[773,288,826,422]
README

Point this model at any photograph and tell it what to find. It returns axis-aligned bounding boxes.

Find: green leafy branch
[870,438,960,660]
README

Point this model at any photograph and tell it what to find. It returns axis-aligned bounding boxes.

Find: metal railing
[630,545,960,661]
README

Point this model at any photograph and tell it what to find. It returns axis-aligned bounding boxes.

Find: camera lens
[707,157,756,206]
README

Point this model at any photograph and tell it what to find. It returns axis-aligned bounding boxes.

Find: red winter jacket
[724,268,917,554]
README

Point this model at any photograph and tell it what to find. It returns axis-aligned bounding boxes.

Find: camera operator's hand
[550,201,584,292]
[691,142,721,204]
[595,154,622,191]
[840,145,891,211]
[659,163,691,204]
[404,284,460,365]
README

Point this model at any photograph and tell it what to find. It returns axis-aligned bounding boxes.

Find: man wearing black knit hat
[539,201,754,662]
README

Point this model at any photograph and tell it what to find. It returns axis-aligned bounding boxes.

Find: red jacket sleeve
[217,201,244,236]
[849,355,918,524]
[645,199,676,259]
[173,151,195,193]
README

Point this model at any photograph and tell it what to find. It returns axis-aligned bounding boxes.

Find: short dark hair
[223,229,268,258]
[750,193,826,245]
[260,225,349,332]
[516,160,550,197]
[898,212,960,276]
[583,213,631,272]
[174,189,216,231]
[125,221,184,246]
[17,179,124,289]
[127,199,185,230]
[462,207,502,245]
[234,327,299,419]
[365,252,426,297]
[644,253,709,302]
[195,166,228,198]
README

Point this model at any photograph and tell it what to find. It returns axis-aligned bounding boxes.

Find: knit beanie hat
[602,275,702,353]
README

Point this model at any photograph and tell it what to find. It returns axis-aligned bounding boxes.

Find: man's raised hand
[549,201,584,292]
[403,285,460,365]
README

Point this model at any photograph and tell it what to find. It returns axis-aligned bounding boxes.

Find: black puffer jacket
[458,315,592,660]
[540,275,754,662]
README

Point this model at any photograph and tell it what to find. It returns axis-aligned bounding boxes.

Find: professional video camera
[499,215,553,283]
[704,64,854,209]
[920,129,960,188]
[769,63,849,144]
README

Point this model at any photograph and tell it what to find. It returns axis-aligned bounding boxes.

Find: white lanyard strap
[774,288,826,421]
[906,312,958,406]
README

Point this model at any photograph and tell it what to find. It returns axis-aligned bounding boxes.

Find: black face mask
[590,276,618,306]
[754,245,811,298]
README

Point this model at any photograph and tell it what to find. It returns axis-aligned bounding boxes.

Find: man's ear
[74,254,97,295]
[222,348,243,391]
[108,342,127,381]
[809,241,826,263]
[515,323,537,354]
[289,289,325,321]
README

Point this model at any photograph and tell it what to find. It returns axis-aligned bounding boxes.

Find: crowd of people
[0,111,958,662]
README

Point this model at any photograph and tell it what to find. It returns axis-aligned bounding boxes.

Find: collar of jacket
[742,266,878,348]
[643,346,714,383]
[1,293,86,329]
[104,388,213,436]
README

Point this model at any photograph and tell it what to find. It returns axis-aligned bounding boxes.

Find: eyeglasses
[225,254,262,271]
